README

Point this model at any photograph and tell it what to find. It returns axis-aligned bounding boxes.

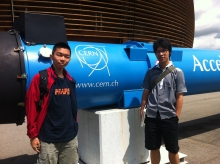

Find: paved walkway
[178,92,220,164]
[0,92,219,164]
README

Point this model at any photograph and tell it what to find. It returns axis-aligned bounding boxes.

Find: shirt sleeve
[142,70,151,90]
[176,68,187,93]
[25,74,40,138]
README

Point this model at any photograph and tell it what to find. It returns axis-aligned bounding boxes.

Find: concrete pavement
[178,91,220,164]
[0,91,219,164]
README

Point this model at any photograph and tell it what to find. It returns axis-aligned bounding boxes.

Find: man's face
[155,46,170,64]
[50,48,71,69]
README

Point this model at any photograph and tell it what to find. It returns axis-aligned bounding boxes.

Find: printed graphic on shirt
[54,88,70,95]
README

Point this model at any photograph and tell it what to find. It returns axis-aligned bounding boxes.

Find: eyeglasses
[156,49,168,54]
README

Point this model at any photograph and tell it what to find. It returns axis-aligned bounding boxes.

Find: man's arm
[175,92,184,118]
[25,74,41,138]
[25,74,42,152]
[140,89,150,120]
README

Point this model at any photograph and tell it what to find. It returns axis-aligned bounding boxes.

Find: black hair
[52,42,71,55]
[153,38,172,58]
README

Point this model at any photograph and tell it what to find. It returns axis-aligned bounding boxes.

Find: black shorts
[144,112,179,154]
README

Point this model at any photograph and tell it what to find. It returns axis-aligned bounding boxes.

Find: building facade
[0,0,194,47]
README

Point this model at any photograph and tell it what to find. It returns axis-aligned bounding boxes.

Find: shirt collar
[51,64,67,78]
[155,61,173,71]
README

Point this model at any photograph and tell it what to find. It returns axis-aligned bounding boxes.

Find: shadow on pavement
[0,154,37,164]
[179,113,220,139]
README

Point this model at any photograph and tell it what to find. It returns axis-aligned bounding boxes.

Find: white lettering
[216,60,220,71]
[193,55,220,72]
[78,50,99,56]
[210,60,216,71]
[88,51,98,56]
[202,60,210,71]
[78,50,84,56]
[193,55,204,71]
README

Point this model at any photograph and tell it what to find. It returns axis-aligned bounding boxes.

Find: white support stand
[78,108,149,164]
[77,108,188,164]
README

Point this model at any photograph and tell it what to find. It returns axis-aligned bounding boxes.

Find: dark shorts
[144,112,179,154]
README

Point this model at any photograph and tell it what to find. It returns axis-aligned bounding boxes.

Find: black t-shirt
[39,76,76,142]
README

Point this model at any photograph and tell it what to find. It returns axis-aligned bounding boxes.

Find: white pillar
[78,108,149,164]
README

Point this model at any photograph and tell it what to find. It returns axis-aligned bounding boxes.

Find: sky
[193,0,220,49]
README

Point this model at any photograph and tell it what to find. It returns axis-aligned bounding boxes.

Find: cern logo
[75,45,110,76]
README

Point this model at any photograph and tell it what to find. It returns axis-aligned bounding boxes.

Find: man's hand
[140,89,149,122]
[140,107,144,122]
[30,137,41,152]
[176,113,180,119]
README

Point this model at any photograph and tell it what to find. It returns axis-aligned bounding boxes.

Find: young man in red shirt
[26,42,78,164]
